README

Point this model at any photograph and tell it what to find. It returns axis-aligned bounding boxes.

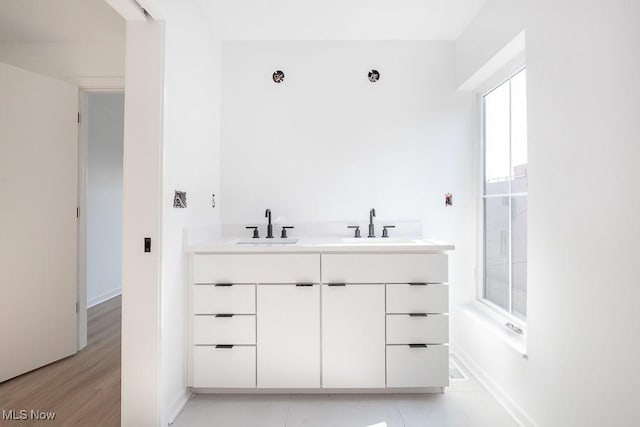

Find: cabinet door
[321,284,385,388]
[257,284,320,388]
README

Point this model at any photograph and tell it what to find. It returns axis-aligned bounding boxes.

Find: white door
[257,284,320,388]
[322,284,386,388]
[0,63,78,382]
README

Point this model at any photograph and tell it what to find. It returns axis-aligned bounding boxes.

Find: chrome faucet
[368,208,376,238]
[265,209,274,238]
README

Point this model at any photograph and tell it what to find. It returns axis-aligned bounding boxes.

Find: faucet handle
[245,226,259,239]
[382,225,395,238]
[347,225,361,238]
[281,226,294,239]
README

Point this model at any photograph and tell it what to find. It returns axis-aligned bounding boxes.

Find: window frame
[475,63,528,327]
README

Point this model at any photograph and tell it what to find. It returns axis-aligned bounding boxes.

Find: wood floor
[0,296,121,426]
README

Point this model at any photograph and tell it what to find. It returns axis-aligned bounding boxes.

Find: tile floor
[172,359,517,427]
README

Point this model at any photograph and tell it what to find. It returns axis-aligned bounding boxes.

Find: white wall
[526,0,640,424]
[0,41,124,88]
[453,1,640,425]
[222,41,472,228]
[0,0,125,88]
[113,1,222,424]
[455,0,525,88]
[120,20,164,427]
[86,92,124,307]
[157,0,222,424]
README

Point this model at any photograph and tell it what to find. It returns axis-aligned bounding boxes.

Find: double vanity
[186,231,454,393]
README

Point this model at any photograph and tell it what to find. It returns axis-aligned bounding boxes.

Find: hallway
[0,296,121,426]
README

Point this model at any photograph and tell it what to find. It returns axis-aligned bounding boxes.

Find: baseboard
[87,288,121,308]
[191,387,444,394]
[451,349,537,427]
[166,388,191,425]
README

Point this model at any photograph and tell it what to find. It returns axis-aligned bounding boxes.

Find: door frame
[77,87,125,350]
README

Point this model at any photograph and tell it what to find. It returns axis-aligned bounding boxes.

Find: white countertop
[186,237,454,253]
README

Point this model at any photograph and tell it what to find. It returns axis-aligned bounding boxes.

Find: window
[481,68,527,321]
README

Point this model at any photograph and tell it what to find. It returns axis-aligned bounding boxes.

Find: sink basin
[236,239,298,245]
[340,237,415,244]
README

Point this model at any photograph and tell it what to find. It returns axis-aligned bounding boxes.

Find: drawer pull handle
[215,314,234,318]
[409,344,428,348]
[215,283,233,287]
[328,283,346,287]
[215,345,234,349]
[409,313,428,317]
[296,283,314,287]
[409,282,428,286]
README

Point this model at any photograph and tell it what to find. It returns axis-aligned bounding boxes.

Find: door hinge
[77,207,79,218]
[77,112,80,123]
[76,301,79,313]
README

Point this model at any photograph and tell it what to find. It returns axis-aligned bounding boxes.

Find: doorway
[78,90,125,349]
[0,86,126,423]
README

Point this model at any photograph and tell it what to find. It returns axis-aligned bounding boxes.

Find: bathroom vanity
[186,238,453,392]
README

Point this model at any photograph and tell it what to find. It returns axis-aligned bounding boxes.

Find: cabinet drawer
[321,254,447,284]
[386,284,448,314]
[193,284,255,314]
[192,345,256,388]
[193,315,256,345]
[386,344,449,387]
[193,254,320,283]
[386,314,448,344]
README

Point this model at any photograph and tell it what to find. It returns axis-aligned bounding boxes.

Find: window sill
[460,302,528,358]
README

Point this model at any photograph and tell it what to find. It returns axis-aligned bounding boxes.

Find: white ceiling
[197,0,487,41]
[0,0,485,43]
[0,0,125,43]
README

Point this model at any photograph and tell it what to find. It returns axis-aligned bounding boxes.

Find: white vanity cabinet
[193,283,255,314]
[193,253,320,283]
[320,253,448,284]
[386,313,449,344]
[385,283,450,388]
[191,283,257,388]
[192,345,256,388]
[320,253,449,389]
[257,284,320,388]
[188,247,450,391]
[386,283,448,314]
[189,253,320,389]
[386,344,449,387]
[321,284,385,388]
